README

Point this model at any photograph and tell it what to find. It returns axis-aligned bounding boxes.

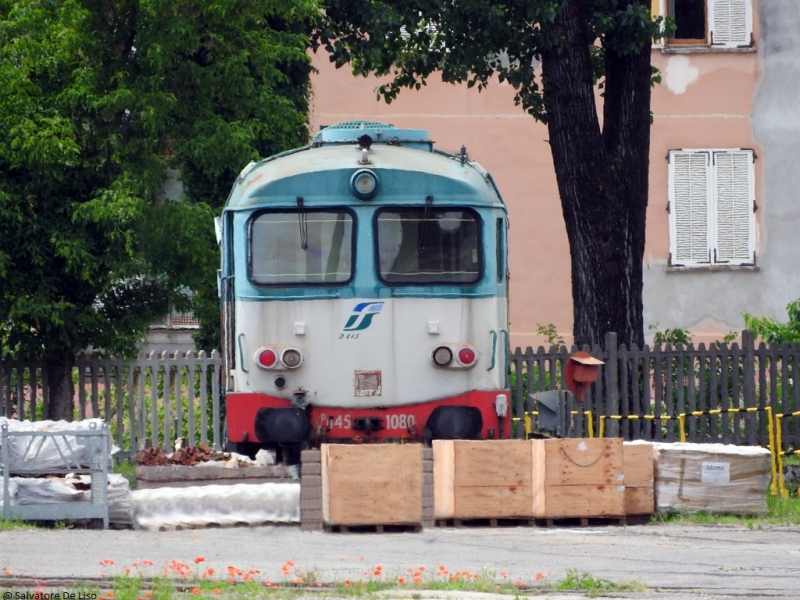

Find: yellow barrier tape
[513,406,781,494]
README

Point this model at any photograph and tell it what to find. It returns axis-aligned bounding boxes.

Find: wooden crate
[532,438,624,519]
[622,442,654,515]
[433,440,533,519]
[321,444,422,526]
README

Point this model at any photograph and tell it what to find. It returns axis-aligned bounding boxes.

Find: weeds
[551,569,645,597]
[51,558,566,600]
[114,460,137,489]
[0,518,34,531]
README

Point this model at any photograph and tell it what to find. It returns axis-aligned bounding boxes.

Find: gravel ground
[1,523,798,599]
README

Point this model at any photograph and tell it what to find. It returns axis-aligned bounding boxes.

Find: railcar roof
[224,143,505,210]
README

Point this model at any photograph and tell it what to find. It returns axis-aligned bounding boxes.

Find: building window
[668,149,756,267]
[669,0,707,43]
[656,0,752,48]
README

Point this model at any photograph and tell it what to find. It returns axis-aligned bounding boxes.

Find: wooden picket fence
[510,330,800,450]
[2,330,800,457]
[0,351,222,460]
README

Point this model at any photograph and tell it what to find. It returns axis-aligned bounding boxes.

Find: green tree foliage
[0,0,315,418]
[316,0,669,348]
[648,324,692,347]
[744,300,800,344]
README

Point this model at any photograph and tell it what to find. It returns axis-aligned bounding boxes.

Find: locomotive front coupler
[291,388,309,409]
[352,417,383,436]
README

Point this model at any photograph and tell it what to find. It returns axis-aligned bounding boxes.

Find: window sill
[666,265,760,273]
[658,46,757,55]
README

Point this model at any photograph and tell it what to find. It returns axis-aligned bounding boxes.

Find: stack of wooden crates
[306,439,654,530]
[433,438,654,523]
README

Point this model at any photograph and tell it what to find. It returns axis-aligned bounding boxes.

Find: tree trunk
[541,0,651,349]
[45,352,76,421]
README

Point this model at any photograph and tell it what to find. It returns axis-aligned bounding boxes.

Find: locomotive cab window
[376,208,481,284]
[249,210,354,285]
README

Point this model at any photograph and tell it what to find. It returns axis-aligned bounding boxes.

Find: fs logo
[343,302,385,331]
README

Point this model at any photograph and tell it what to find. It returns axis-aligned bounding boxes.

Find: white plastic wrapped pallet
[68,473,134,527]
[652,442,772,515]
[131,482,300,531]
[0,418,110,470]
[15,478,84,504]
[2,474,132,526]
[0,478,18,506]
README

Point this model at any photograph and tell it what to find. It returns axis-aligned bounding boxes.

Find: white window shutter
[713,150,755,264]
[669,151,711,265]
[709,0,751,47]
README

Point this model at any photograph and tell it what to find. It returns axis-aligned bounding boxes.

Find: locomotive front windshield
[250,210,353,285]
[376,208,481,284]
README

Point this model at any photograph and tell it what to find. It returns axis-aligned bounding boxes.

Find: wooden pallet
[533,515,651,527]
[324,523,422,533]
[435,515,650,528]
[619,514,652,526]
[435,517,535,528]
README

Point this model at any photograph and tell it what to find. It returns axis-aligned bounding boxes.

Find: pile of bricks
[135,445,234,467]
[422,447,434,528]
[300,449,322,531]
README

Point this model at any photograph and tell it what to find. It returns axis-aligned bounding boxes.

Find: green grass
[114,459,137,488]
[90,569,642,600]
[0,517,35,531]
[65,575,536,600]
[549,569,645,598]
[36,561,653,600]
[782,453,800,466]
[653,493,800,526]
[46,563,568,600]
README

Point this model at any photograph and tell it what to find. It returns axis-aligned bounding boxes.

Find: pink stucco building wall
[309,2,774,349]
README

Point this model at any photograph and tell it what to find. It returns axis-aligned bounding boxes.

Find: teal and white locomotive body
[219,122,510,456]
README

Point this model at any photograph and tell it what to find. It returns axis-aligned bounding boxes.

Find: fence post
[211,350,221,451]
[512,349,526,439]
[605,332,620,438]
[741,330,756,445]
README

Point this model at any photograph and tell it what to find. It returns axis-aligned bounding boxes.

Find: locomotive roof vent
[312,120,433,152]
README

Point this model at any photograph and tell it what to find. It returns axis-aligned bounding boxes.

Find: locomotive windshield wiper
[296,195,308,250]
[419,194,434,251]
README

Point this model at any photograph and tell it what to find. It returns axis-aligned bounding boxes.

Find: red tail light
[257,348,277,368]
[457,346,477,366]
[431,344,478,369]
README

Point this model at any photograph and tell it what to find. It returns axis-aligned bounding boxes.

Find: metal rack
[1,422,109,528]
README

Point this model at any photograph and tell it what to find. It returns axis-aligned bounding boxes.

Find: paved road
[0,523,798,599]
